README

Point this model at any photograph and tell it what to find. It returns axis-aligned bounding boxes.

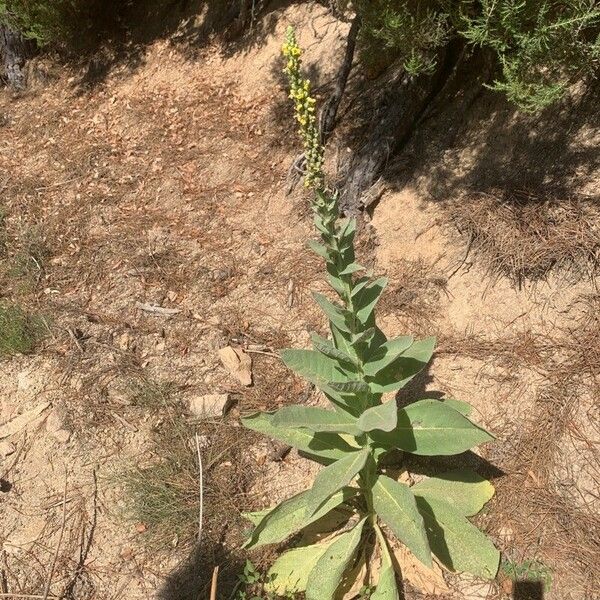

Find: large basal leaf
[243,487,357,549]
[416,497,500,579]
[411,469,495,516]
[242,412,355,463]
[357,398,398,432]
[367,337,436,393]
[443,397,473,416]
[371,399,494,456]
[353,277,388,324]
[305,518,366,600]
[306,448,369,516]
[265,540,335,595]
[372,475,432,567]
[272,405,361,436]
[372,527,400,600]
[363,335,414,377]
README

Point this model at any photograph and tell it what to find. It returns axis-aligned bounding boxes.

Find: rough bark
[319,14,361,144]
[339,40,466,214]
[0,25,36,89]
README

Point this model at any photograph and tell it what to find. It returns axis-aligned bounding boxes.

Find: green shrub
[349,0,600,110]
[240,28,500,598]
[0,0,139,47]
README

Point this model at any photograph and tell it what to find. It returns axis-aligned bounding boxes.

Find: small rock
[0,441,16,459]
[218,346,252,386]
[189,394,231,418]
[51,429,72,444]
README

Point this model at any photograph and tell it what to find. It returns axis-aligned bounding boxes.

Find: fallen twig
[135,302,181,316]
[43,470,68,600]
[195,433,204,544]
[210,566,219,600]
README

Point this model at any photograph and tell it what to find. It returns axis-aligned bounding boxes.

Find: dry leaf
[0,402,51,439]
[391,543,451,596]
[218,346,252,386]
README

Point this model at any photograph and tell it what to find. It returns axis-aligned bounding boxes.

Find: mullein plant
[241,27,500,599]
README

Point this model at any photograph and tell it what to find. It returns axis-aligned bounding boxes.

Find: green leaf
[372,475,432,567]
[363,336,414,376]
[312,292,352,333]
[272,405,362,436]
[242,412,355,462]
[411,469,495,516]
[416,497,500,579]
[243,487,357,549]
[339,262,365,276]
[352,327,376,346]
[354,277,388,324]
[371,399,494,456]
[306,449,369,516]
[307,239,329,260]
[368,337,435,393]
[372,527,399,600]
[305,518,366,600]
[327,272,347,297]
[443,398,472,416]
[329,380,371,395]
[339,218,357,249]
[311,333,358,367]
[265,541,335,595]
[280,348,356,411]
[357,398,398,432]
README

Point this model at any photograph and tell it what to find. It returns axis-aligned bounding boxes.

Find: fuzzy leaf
[280,348,356,411]
[305,518,366,600]
[416,497,500,579]
[311,333,358,367]
[371,399,494,456]
[411,469,495,516]
[243,487,357,549]
[312,292,352,333]
[339,262,365,276]
[272,405,361,436]
[329,380,371,395]
[242,412,354,462]
[354,277,388,324]
[265,541,334,595]
[339,218,357,249]
[352,327,376,346]
[363,336,414,376]
[307,239,329,260]
[443,398,472,416]
[372,533,400,600]
[368,337,435,393]
[306,449,369,516]
[357,398,398,432]
[372,475,432,567]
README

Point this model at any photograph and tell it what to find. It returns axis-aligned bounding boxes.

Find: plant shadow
[514,580,544,600]
[157,538,245,600]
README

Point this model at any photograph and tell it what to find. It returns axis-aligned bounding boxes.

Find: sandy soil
[0,2,598,599]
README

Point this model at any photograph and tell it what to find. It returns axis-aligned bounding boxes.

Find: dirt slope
[0,2,598,599]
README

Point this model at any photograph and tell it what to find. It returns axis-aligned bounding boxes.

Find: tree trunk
[338,39,466,214]
[0,25,36,89]
[320,14,361,144]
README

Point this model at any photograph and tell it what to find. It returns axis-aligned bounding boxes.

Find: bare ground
[0,2,598,600]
